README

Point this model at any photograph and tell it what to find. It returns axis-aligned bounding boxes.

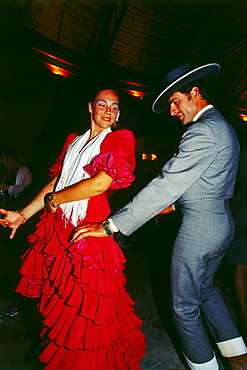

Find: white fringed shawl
[55,127,111,226]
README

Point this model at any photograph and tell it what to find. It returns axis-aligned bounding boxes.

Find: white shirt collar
[193,104,213,122]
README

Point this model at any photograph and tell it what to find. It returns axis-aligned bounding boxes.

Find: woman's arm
[0,176,58,238]
[45,171,113,213]
[21,176,58,218]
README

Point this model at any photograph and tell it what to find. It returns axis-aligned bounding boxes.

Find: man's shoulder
[196,107,231,130]
[194,107,239,147]
[198,107,227,122]
[186,108,234,141]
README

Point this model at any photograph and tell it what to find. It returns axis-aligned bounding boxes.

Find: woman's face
[88,90,119,134]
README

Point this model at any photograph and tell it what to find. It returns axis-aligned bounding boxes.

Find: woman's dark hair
[89,88,120,105]
[178,82,212,102]
[0,147,23,181]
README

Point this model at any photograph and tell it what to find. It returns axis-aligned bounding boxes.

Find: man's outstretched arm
[70,205,175,242]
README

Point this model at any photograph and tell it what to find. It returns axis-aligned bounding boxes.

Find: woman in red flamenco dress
[0,89,146,369]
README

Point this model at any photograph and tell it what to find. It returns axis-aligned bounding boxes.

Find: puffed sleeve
[84,129,136,189]
[49,134,78,178]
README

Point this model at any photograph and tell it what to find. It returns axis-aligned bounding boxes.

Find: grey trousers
[170,199,241,366]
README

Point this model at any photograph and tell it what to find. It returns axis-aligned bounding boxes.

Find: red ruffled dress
[16,130,146,369]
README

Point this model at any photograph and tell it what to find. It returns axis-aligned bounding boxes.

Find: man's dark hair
[178,82,211,102]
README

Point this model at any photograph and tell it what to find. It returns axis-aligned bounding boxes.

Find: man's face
[168,91,198,125]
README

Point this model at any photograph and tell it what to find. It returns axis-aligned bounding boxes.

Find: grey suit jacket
[112,107,240,236]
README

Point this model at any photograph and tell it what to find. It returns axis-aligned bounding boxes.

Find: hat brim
[152,63,220,113]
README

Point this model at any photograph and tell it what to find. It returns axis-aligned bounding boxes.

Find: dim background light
[140,153,158,160]
[239,114,247,121]
[126,89,146,98]
[43,63,74,77]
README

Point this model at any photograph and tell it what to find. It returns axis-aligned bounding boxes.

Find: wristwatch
[102,220,114,236]
[47,192,59,208]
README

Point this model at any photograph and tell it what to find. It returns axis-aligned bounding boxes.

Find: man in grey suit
[72,63,247,369]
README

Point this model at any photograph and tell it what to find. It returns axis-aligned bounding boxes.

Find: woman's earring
[90,114,93,123]
[113,110,120,128]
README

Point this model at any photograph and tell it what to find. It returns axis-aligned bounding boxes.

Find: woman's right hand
[0,209,25,239]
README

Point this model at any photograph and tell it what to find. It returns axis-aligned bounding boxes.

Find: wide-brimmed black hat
[152,63,220,113]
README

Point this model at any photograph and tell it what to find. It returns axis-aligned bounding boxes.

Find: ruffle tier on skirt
[16,211,146,369]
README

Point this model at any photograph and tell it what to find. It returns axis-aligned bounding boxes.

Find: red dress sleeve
[84,129,136,189]
[49,134,78,178]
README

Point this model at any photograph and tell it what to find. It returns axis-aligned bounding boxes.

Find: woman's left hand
[0,209,26,239]
[44,193,57,213]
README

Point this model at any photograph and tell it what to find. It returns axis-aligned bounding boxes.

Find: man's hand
[70,222,108,242]
[0,209,25,239]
